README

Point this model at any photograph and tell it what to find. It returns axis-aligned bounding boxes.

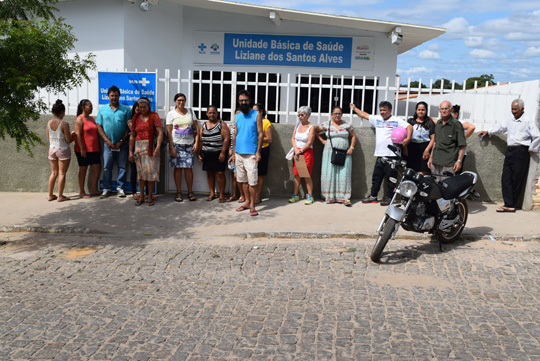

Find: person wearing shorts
[47,99,74,202]
[229,90,263,216]
[74,99,101,198]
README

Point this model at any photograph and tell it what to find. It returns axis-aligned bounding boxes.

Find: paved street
[1,232,539,360]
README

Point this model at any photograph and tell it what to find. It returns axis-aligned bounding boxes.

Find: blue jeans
[102,141,128,191]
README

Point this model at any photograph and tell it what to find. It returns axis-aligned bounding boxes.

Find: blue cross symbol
[198,43,207,54]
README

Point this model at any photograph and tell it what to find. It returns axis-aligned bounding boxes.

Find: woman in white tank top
[46,100,74,202]
[289,106,316,205]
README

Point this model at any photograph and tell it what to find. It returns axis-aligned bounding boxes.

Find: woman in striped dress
[197,105,231,202]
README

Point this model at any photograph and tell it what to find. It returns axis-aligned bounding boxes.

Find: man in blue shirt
[230,90,263,216]
[96,85,131,198]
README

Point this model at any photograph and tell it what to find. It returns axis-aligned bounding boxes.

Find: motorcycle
[370,145,478,262]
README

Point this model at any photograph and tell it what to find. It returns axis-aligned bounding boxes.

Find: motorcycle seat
[439,173,475,199]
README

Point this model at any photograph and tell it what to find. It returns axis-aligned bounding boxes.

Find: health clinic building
[58,0,444,116]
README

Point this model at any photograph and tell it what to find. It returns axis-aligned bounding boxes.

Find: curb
[1,226,538,243]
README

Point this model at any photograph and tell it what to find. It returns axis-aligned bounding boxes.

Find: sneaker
[288,194,300,203]
[380,197,391,206]
[100,190,111,199]
[117,189,126,198]
[361,195,378,203]
[305,194,313,205]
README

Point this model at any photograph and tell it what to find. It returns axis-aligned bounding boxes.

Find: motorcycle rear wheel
[370,218,398,262]
[437,199,468,244]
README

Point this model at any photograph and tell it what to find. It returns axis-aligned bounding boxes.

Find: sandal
[175,193,183,202]
[343,200,352,207]
[206,195,217,202]
[47,195,57,201]
[238,196,245,203]
[188,192,196,201]
[57,196,70,202]
[250,210,259,217]
[148,200,155,207]
[226,196,238,202]
[135,198,144,206]
[236,205,249,212]
[219,198,226,203]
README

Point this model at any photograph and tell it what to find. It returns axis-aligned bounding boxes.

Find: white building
[56,0,446,193]
[58,0,444,119]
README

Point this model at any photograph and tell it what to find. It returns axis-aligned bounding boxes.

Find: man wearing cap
[428,100,467,181]
[478,99,540,212]
[96,85,132,198]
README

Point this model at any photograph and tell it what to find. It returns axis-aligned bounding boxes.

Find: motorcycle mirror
[387,144,398,153]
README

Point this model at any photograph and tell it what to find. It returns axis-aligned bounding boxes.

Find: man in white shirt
[351,101,412,206]
[478,99,540,212]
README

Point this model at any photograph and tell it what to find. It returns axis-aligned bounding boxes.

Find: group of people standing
[46,86,539,213]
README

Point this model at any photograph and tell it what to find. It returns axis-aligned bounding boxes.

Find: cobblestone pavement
[1,233,540,360]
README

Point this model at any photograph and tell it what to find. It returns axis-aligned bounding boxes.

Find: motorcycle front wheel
[370,218,398,262]
[437,199,468,244]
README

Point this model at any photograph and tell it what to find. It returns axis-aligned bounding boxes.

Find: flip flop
[236,205,249,212]
[57,196,70,202]
[47,195,57,201]
[496,207,515,213]
[238,196,245,203]
[206,195,217,202]
[250,210,259,217]
[175,193,183,202]
[219,198,226,203]
[148,200,155,206]
[135,198,144,206]
[226,196,238,202]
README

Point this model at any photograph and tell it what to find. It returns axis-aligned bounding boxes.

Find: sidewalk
[1,192,539,242]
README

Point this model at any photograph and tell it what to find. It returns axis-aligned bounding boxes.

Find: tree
[465,74,495,90]
[401,81,427,89]
[433,78,462,90]
[0,0,95,155]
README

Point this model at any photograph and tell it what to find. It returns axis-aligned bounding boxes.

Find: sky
[234,0,540,85]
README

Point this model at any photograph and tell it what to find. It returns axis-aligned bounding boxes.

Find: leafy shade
[0,0,95,155]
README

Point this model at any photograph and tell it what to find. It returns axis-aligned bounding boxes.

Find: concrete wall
[1,115,525,207]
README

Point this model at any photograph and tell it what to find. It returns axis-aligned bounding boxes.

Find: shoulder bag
[328,121,347,166]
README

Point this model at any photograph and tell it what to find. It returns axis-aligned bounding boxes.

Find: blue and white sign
[193,32,374,70]
[98,72,157,111]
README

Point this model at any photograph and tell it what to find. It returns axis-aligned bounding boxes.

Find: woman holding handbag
[129,97,163,206]
[314,106,357,206]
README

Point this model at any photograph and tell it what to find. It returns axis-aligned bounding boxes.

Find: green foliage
[465,74,496,90]
[433,78,462,90]
[0,0,95,155]
[403,81,427,89]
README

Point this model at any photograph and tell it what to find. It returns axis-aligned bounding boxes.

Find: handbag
[327,121,347,166]
[331,148,347,166]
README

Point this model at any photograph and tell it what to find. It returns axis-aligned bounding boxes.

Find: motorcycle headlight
[396,180,417,198]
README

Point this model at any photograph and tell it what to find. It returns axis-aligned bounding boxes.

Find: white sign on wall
[194,31,374,71]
